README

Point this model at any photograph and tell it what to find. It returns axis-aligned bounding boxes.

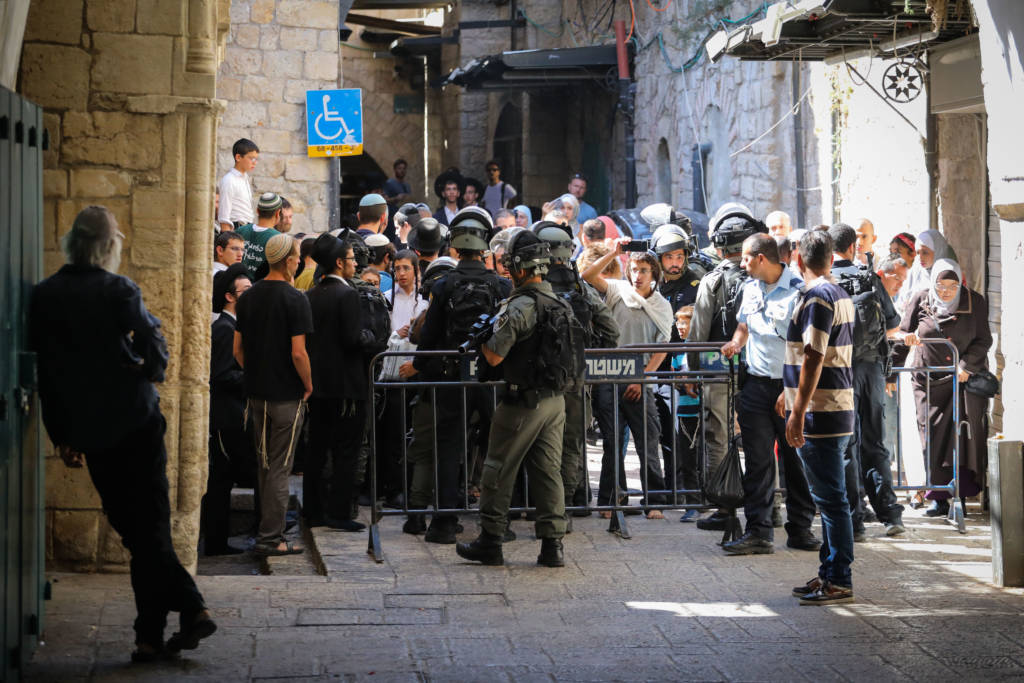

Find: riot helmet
[501,229,551,275]
[532,220,574,262]
[448,206,493,252]
[641,202,693,234]
[650,223,692,256]
[709,203,767,255]
[337,228,370,269]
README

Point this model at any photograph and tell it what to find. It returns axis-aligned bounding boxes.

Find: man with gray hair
[31,206,215,662]
[765,210,792,238]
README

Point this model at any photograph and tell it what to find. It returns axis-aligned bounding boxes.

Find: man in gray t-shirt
[483,160,516,216]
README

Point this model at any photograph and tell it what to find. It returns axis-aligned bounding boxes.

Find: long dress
[894,287,992,499]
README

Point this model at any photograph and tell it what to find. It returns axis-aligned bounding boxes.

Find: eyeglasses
[631,268,654,276]
[935,283,959,294]
[342,256,358,262]
[571,173,587,181]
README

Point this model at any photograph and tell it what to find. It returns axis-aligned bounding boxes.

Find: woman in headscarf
[512,205,532,227]
[898,229,956,312]
[892,258,992,517]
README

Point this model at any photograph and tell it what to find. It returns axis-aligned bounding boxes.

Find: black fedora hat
[433,168,464,200]
[212,263,250,313]
[407,217,443,252]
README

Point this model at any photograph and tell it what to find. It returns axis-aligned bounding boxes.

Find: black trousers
[202,424,258,553]
[847,360,904,523]
[85,414,205,647]
[594,383,667,505]
[306,397,366,522]
[655,386,700,503]
[737,376,816,540]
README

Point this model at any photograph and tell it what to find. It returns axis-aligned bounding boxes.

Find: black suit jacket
[210,312,245,431]
[30,264,167,452]
[306,276,367,400]
[432,207,451,226]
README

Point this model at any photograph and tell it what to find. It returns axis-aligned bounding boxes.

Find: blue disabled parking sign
[306,88,363,157]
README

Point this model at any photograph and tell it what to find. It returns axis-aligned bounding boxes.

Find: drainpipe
[615,20,637,208]
[792,62,807,230]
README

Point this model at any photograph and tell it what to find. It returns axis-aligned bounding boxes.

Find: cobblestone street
[26,497,1024,682]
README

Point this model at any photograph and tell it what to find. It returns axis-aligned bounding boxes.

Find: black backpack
[522,290,587,393]
[710,262,748,341]
[443,271,503,348]
[350,278,392,356]
[835,271,886,360]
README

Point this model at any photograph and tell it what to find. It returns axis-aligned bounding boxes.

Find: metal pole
[791,61,807,230]
[614,20,636,208]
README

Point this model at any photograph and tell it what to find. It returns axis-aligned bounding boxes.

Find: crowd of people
[28,136,996,658]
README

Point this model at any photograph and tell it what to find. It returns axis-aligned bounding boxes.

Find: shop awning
[440,45,619,90]
[706,0,975,63]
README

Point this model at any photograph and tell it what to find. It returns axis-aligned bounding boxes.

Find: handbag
[964,369,999,398]
[378,331,416,381]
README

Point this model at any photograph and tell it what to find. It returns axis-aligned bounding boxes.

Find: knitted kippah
[265,233,293,264]
[258,192,283,212]
[359,193,386,207]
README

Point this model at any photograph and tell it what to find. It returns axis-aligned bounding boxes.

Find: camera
[621,239,650,252]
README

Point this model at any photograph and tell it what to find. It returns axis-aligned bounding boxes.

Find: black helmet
[502,230,551,274]
[449,207,494,252]
[419,255,457,297]
[336,228,370,269]
[408,217,443,253]
[532,220,574,261]
[709,204,767,254]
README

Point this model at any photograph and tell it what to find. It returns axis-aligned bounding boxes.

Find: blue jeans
[798,435,853,588]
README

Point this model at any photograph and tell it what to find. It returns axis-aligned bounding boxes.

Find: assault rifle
[457,313,500,382]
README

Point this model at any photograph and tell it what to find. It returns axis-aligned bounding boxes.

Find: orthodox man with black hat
[457,230,584,567]
[31,205,215,662]
[684,203,765,531]
[303,234,369,531]
[404,207,510,544]
[234,232,313,556]
[204,263,255,556]
[532,222,620,520]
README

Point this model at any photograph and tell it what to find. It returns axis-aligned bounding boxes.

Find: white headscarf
[916,229,956,264]
[928,258,963,317]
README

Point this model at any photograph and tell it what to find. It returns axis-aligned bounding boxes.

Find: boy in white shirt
[218,138,259,231]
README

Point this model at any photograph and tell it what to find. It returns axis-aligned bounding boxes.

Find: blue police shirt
[736,264,803,379]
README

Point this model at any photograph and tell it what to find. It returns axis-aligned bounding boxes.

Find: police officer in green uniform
[456,230,578,567]
[532,221,619,522]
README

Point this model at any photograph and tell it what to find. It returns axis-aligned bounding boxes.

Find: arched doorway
[492,102,522,196]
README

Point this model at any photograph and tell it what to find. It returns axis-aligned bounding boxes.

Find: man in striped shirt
[780,230,857,605]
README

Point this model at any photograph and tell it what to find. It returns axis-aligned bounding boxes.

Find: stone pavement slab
[24,501,1024,682]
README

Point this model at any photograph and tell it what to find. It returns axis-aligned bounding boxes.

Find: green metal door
[1,85,45,683]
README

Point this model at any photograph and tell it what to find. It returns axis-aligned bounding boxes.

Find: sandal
[646,510,664,520]
[254,541,304,556]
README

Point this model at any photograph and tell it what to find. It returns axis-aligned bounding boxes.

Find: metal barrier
[362,337,969,563]
[365,342,736,562]
[886,338,966,532]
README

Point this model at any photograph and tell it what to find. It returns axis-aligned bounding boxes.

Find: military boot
[537,538,565,567]
[402,512,426,535]
[456,530,504,565]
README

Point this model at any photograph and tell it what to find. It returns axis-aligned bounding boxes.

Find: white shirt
[385,286,427,334]
[213,261,227,278]
[218,168,254,226]
[444,206,457,224]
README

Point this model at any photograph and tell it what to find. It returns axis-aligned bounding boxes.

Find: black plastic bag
[704,435,744,510]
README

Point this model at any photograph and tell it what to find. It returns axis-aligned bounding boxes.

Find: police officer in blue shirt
[719,234,819,555]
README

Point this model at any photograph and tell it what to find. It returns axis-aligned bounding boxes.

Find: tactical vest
[546,265,594,345]
[442,269,505,349]
[503,289,586,392]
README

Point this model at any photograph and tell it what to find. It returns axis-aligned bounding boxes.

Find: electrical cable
[627,0,635,42]
[729,85,813,158]
[646,0,672,12]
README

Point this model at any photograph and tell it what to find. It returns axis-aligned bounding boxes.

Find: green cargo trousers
[479,394,567,539]
[561,387,586,505]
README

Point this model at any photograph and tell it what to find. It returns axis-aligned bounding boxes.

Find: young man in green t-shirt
[236,192,284,279]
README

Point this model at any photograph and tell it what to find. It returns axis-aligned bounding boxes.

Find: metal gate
[1,85,46,682]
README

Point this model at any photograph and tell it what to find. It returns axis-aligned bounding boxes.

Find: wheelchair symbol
[314,95,358,145]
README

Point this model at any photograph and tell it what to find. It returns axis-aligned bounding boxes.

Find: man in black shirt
[304,235,369,531]
[204,264,254,555]
[829,223,905,538]
[234,233,313,556]
[31,206,214,661]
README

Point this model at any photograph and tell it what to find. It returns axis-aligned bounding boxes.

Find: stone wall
[20,0,226,572]
[215,0,338,234]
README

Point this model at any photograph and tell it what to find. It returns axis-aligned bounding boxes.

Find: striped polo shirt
[783,277,855,438]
